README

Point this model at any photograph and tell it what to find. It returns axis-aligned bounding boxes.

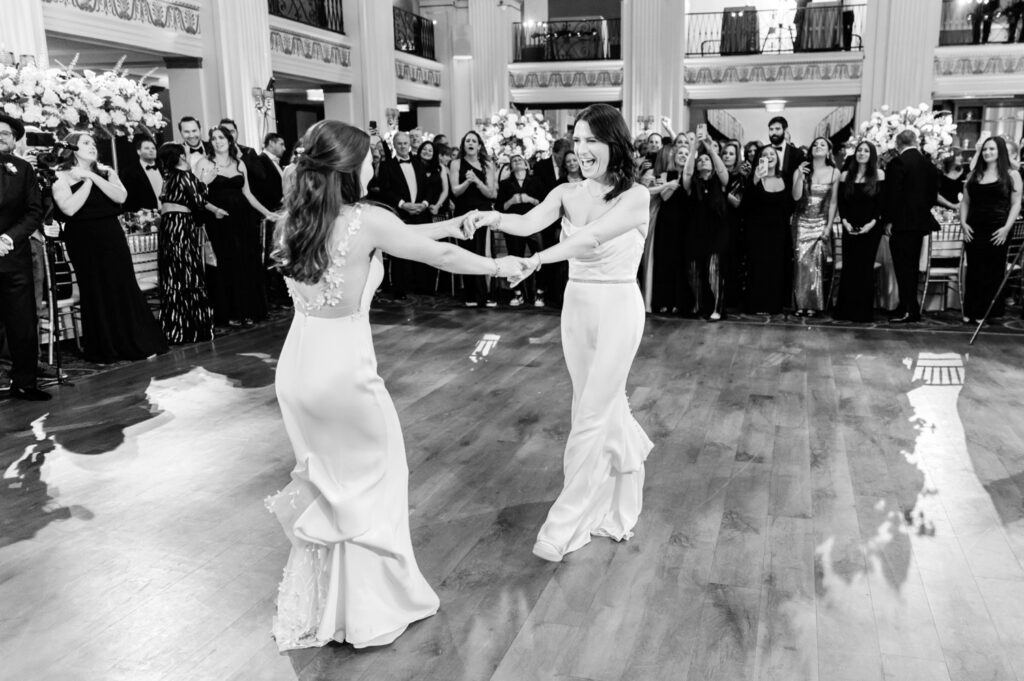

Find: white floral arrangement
[0,55,165,139]
[479,109,554,166]
[848,102,956,162]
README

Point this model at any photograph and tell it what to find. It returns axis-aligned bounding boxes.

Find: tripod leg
[969,242,1024,345]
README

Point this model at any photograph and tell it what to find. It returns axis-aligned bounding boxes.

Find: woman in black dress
[743,146,793,315]
[410,140,450,293]
[157,142,215,343]
[650,145,690,314]
[52,132,167,363]
[202,126,278,327]
[960,136,1023,322]
[496,154,544,307]
[835,141,886,322]
[721,141,746,310]
[682,135,730,320]
[449,131,497,307]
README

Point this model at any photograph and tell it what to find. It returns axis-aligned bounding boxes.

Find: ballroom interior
[2,1,1024,680]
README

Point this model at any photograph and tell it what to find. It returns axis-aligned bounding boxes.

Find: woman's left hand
[992,225,1012,246]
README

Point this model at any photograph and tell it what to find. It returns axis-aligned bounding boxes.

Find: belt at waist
[569,278,636,285]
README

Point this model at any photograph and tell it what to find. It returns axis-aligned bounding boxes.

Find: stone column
[858,0,942,121]
[0,0,48,66]
[420,0,461,138]
[323,86,354,124]
[622,0,688,137]
[164,57,211,138]
[466,0,519,121]
[348,0,398,128]
[205,0,275,148]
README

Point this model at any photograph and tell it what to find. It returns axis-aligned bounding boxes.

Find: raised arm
[681,141,697,193]
[708,144,729,187]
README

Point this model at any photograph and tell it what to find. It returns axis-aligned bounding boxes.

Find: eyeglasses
[0,130,15,139]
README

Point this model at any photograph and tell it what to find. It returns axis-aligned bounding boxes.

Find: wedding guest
[560,151,585,184]
[961,136,1023,322]
[202,125,277,327]
[120,136,161,212]
[156,142,216,343]
[250,133,288,307]
[416,141,449,221]
[970,0,1000,44]
[379,131,427,297]
[743,146,794,315]
[649,145,689,315]
[449,130,497,307]
[767,116,805,190]
[791,137,839,318]
[52,132,168,363]
[936,153,965,210]
[884,129,939,322]
[178,116,211,158]
[219,118,259,170]
[496,154,544,307]
[721,141,746,306]
[742,140,761,176]
[646,132,663,158]
[532,137,571,308]
[835,141,886,322]
[682,134,731,320]
[0,113,48,400]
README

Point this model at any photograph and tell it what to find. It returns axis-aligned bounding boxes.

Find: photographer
[0,113,49,400]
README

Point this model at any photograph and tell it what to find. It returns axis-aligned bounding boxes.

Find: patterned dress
[159,170,214,343]
[792,178,836,311]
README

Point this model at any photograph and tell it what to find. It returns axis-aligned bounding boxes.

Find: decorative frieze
[270,29,351,67]
[394,60,441,87]
[933,52,1024,77]
[509,68,623,89]
[684,59,862,86]
[41,0,200,35]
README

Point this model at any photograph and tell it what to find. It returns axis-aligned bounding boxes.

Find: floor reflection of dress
[203,174,267,324]
[267,206,439,650]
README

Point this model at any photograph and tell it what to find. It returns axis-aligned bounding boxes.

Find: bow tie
[145,164,156,171]
[188,147,204,154]
[397,158,412,164]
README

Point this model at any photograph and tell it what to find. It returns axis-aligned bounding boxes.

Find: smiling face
[981,139,999,165]
[761,147,779,171]
[573,120,610,182]
[811,138,830,159]
[179,120,202,148]
[393,132,411,159]
[855,142,872,165]
[75,134,98,164]
[418,142,434,162]
[674,146,689,167]
[563,151,580,174]
[210,129,230,154]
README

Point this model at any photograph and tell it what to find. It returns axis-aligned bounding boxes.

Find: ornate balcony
[512,18,621,62]
[268,0,344,35]
[40,0,202,56]
[938,0,1021,46]
[393,7,436,61]
[686,4,865,57]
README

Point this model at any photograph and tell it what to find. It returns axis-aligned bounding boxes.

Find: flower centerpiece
[0,55,165,139]
[479,108,554,166]
[847,102,956,165]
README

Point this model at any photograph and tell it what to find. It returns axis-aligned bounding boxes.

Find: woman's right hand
[211,206,229,220]
[471,210,502,232]
[69,167,91,183]
[962,222,973,242]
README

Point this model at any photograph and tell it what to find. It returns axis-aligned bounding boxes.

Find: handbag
[202,228,217,267]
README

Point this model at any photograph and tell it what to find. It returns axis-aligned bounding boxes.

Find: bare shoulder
[358,202,400,227]
[1012,171,1023,191]
[877,169,886,181]
[625,182,651,207]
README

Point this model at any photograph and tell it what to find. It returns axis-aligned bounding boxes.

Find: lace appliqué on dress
[286,206,363,314]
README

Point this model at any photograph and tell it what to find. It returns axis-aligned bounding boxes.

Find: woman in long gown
[472,103,654,563]
[202,126,276,327]
[52,132,168,363]
[682,136,731,320]
[156,142,216,343]
[834,141,886,323]
[743,146,793,315]
[649,145,690,315]
[791,137,839,318]
[266,120,526,650]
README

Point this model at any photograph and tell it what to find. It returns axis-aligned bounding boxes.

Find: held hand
[861,219,876,234]
[457,212,479,240]
[962,222,974,242]
[506,255,540,287]
[43,222,61,238]
[472,210,503,232]
[991,225,1011,246]
[494,255,529,280]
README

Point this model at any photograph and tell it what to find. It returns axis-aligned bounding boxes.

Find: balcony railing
[268,0,344,34]
[512,18,621,62]
[686,4,865,57]
[394,7,436,61]
[938,0,1018,46]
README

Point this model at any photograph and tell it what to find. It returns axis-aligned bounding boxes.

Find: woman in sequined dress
[791,136,839,317]
[266,120,526,651]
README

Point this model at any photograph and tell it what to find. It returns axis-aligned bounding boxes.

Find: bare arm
[366,207,497,275]
[681,143,697,193]
[708,145,729,186]
[533,185,650,266]
[90,167,128,204]
[480,163,498,200]
[478,183,568,236]
[52,174,93,217]
[239,164,274,218]
[449,159,471,197]
[826,169,839,228]
[433,170,450,212]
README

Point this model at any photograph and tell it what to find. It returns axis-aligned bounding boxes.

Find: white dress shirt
[141,159,162,206]
[397,156,417,203]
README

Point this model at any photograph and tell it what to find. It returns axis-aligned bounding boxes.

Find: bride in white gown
[266,120,525,650]
[471,103,654,563]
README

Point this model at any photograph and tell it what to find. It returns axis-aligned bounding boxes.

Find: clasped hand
[495,255,538,287]
[456,210,502,240]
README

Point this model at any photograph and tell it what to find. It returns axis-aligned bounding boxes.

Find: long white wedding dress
[266,205,439,650]
[533,214,654,561]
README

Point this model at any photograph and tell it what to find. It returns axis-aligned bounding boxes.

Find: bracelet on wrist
[492,259,500,277]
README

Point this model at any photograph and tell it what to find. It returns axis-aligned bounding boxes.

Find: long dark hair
[156,142,186,177]
[207,125,240,169]
[841,140,880,199]
[808,136,835,167]
[458,130,490,166]
[416,140,440,174]
[273,120,369,284]
[59,132,110,179]
[573,103,635,201]
[967,136,1014,194]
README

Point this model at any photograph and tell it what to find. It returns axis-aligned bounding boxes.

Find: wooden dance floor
[2,308,1024,681]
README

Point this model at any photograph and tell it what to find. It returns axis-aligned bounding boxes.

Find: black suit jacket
[776,143,806,190]
[250,153,284,211]
[885,148,939,233]
[120,161,160,212]
[533,157,559,196]
[0,155,43,272]
[379,157,426,210]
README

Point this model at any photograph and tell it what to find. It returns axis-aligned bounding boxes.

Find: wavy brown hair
[59,132,111,179]
[573,103,635,201]
[273,120,369,284]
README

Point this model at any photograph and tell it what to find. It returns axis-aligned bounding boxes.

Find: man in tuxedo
[178,116,211,159]
[532,138,572,307]
[379,132,427,297]
[120,136,161,212]
[884,129,939,323]
[767,116,805,189]
[0,114,48,400]
[250,133,288,306]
